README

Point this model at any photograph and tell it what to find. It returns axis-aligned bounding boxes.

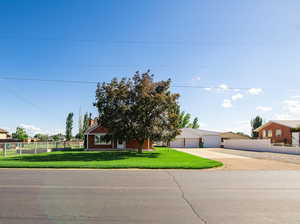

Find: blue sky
[1,0,300,135]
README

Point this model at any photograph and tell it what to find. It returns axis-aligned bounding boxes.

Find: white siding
[0,133,7,139]
[203,135,221,148]
[170,138,184,148]
[185,138,200,148]
[292,132,300,146]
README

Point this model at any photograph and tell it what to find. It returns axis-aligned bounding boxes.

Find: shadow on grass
[5,151,160,162]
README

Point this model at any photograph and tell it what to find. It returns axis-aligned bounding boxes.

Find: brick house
[84,120,152,150]
[254,120,300,144]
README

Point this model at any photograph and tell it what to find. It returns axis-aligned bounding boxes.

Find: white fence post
[35,142,37,154]
[4,143,7,157]
[19,143,22,156]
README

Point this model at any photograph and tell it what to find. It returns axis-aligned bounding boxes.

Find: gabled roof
[175,128,220,139]
[0,128,8,134]
[220,132,250,139]
[84,124,100,135]
[254,120,300,132]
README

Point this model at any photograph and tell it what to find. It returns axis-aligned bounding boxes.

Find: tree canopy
[94,71,181,153]
[12,127,28,141]
[34,133,49,141]
[178,111,200,129]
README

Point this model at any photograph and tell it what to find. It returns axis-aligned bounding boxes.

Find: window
[275,129,282,137]
[262,130,266,138]
[94,134,111,145]
[267,130,272,137]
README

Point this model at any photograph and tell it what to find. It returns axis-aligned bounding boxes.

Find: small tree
[94,71,181,153]
[51,133,65,141]
[12,127,28,141]
[34,133,49,141]
[251,116,263,138]
[82,112,90,133]
[179,111,191,128]
[191,117,200,129]
[65,112,74,141]
[77,110,84,140]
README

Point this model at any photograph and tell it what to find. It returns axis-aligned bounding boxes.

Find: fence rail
[0,141,84,157]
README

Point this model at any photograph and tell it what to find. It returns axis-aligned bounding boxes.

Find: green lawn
[0,147,222,169]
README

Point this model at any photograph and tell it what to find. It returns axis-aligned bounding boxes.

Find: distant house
[84,120,152,150]
[0,128,10,139]
[169,128,221,148]
[220,132,251,141]
[254,120,300,145]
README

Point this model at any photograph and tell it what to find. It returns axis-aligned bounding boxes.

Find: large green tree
[65,112,74,141]
[94,71,181,153]
[251,116,263,138]
[12,127,28,141]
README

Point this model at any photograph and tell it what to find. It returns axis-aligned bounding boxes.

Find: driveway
[1,169,300,224]
[175,148,300,170]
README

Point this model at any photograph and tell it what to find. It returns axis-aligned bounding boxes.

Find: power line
[0,76,257,90]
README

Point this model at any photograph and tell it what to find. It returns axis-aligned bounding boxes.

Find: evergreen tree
[251,116,263,138]
[65,112,74,141]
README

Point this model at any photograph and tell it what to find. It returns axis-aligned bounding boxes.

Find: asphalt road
[1,170,300,224]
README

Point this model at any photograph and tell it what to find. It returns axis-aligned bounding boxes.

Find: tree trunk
[137,141,144,153]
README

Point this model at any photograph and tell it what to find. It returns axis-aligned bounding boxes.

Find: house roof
[175,128,220,139]
[220,132,250,139]
[254,120,300,132]
[84,124,100,135]
[0,128,8,134]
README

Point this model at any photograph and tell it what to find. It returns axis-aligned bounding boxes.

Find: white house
[169,128,221,148]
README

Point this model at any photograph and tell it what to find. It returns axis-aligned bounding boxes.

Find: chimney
[88,119,95,127]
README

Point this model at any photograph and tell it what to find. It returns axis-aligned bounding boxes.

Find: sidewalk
[175,148,300,170]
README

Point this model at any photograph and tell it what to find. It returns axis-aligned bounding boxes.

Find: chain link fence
[0,141,84,157]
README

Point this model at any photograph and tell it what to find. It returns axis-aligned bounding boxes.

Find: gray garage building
[169,128,221,148]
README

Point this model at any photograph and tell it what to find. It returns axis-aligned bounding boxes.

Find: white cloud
[223,120,251,135]
[222,99,232,108]
[19,124,43,136]
[274,113,293,120]
[218,84,229,91]
[256,106,272,112]
[273,97,300,120]
[291,96,300,99]
[204,87,212,91]
[193,76,201,81]
[231,93,243,101]
[248,88,263,95]
[282,99,300,115]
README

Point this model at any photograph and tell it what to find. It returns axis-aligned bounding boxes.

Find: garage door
[203,135,221,148]
[185,138,200,148]
[170,138,184,148]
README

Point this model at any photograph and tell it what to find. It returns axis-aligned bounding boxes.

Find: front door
[117,139,125,149]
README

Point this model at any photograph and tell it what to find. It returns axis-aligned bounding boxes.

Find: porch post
[86,134,89,151]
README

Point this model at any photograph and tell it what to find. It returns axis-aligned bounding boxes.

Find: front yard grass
[0,147,222,169]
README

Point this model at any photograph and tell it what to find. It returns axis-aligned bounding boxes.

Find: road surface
[0,169,300,224]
